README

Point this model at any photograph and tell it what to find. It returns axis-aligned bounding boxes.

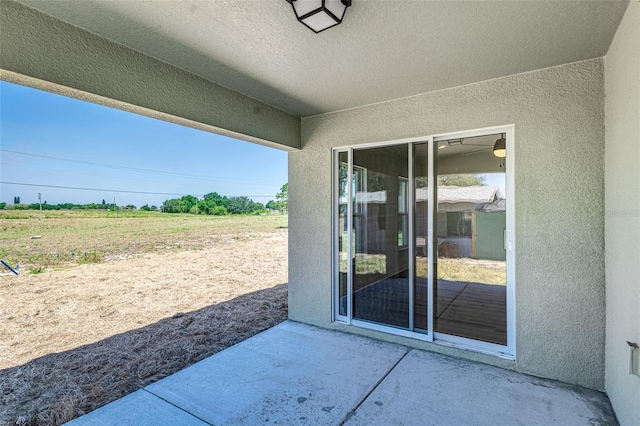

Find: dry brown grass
[0,284,287,426]
[0,212,289,425]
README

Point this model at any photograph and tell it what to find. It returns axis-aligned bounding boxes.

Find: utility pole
[38,192,42,222]
[113,197,117,217]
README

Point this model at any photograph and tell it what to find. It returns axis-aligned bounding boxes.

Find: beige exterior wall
[605,2,640,424]
[290,59,606,390]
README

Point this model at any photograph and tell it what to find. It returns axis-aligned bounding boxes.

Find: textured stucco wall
[290,59,606,390]
[0,1,300,151]
[604,2,640,424]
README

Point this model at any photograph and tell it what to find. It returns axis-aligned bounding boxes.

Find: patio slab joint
[340,348,411,425]
[140,388,214,426]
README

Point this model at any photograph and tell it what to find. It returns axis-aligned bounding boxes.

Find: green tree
[213,205,227,215]
[266,200,278,210]
[180,195,198,212]
[0,202,6,210]
[275,183,288,213]
[197,200,209,214]
[416,174,486,188]
[163,198,186,213]
[367,174,386,192]
[252,202,266,215]
[227,196,265,215]
[438,174,485,186]
[228,196,253,214]
[203,192,229,209]
[339,166,348,198]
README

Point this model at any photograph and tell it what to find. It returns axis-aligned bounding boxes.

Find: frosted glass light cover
[302,11,339,32]
[325,0,347,20]
[291,0,321,17]
[288,0,350,33]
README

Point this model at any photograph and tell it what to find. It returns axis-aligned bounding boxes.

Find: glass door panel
[352,145,410,329]
[337,151,349,317]
[434,134,507,345]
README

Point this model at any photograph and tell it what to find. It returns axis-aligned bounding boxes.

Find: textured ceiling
[16,0,628,117]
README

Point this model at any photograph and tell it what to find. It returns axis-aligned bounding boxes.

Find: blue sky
[0,81,288,207]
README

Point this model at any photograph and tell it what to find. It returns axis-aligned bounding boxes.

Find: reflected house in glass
[355,185,505,260]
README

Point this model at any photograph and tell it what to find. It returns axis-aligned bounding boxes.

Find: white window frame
[331,125,516,359]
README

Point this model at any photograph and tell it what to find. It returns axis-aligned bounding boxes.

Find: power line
[0,149,282,186]
[1,181,195,196]
[0,161,180,186]
[1,161,280,193]
[0,181,273,198]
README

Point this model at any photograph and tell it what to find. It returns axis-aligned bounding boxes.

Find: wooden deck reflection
[435,280,506,345]
[353,278,507,345]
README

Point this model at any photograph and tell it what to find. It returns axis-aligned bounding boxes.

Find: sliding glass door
[333,129,513,356]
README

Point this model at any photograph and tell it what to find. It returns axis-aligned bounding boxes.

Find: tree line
[0,199,136,211]
[1,183,289,215]
[162,184,287,215]
[161,193,263,215]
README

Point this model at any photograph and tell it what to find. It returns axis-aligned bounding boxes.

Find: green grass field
[340,252,506,285]
[0,210,287,272]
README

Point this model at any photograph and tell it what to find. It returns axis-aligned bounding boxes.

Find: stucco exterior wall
[0,1,300,151]
[290,59,606,390]
[604,2,640,424]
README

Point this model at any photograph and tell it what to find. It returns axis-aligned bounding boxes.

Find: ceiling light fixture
[286,0,352,33]
[493,134,506,158]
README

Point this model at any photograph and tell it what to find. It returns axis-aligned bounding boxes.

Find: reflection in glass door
[334,130,512,354]
[434,135,508,345]
[351,145,410,328]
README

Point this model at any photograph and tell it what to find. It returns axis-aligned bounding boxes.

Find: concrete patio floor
[67,321,617,425]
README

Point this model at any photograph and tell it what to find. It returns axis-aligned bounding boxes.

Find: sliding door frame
[332,125,515,358]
